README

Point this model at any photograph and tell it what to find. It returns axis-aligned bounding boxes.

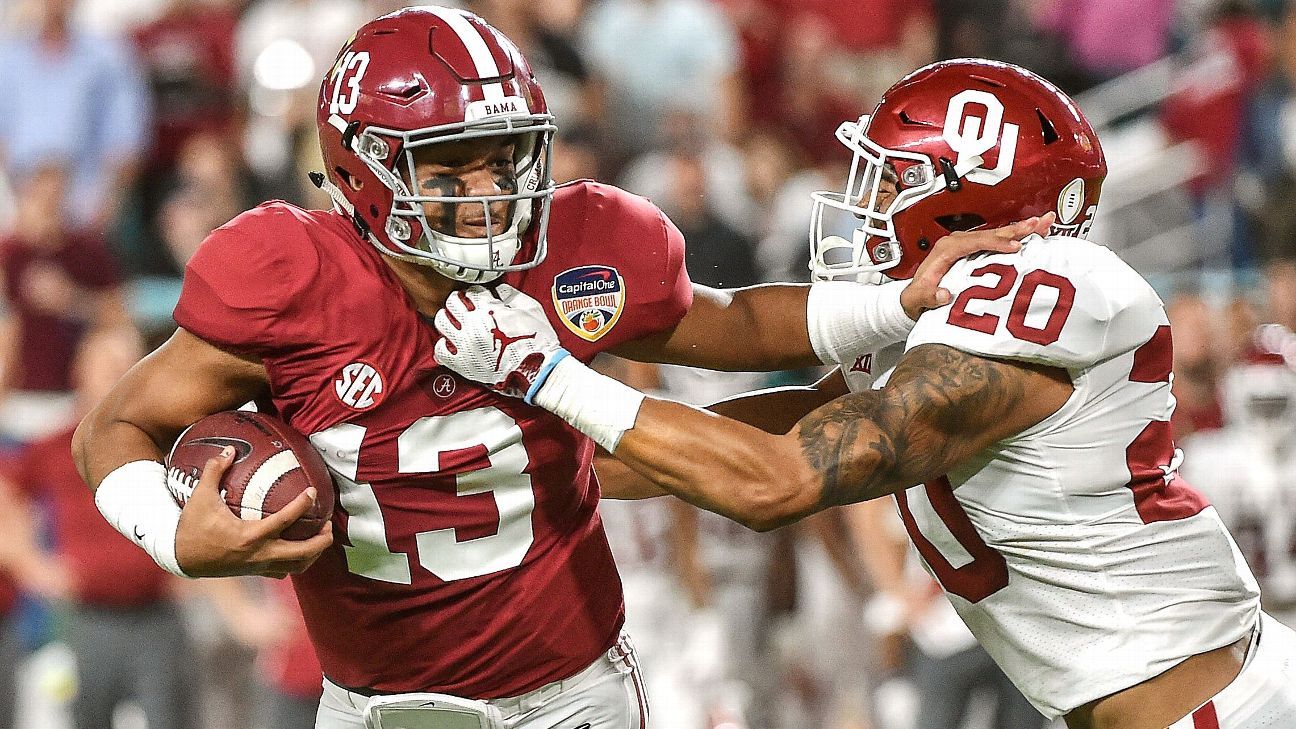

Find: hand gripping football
[165,411,335,540]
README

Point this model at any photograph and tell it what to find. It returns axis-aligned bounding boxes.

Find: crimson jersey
[173,180,692,697]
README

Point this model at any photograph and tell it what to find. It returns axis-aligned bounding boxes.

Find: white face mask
[808,116,981,281]
[348,113,558,283]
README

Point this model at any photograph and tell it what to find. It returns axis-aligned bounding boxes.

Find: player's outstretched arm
[432,279,1071,527]
[597,371,849,499]
[600,344,1072,530]
[609,216,1050,371]
[434,285,1074,528]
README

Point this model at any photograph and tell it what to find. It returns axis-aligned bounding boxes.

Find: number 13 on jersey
[309,407,536,584]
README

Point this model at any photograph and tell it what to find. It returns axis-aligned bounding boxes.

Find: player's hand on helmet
[899,212,1055,320]
[175,447,333,579]
[434,284,566,400]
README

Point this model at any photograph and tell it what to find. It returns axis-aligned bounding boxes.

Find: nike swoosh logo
[187,437,254,462]
[133,525,146,541]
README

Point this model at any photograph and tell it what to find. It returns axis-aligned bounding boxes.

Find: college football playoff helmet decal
[316,6,557,283]
[810,58,1107,280]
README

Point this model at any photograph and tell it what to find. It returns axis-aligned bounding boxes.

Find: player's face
[849,161,900,220]
[875,163,899,212]
[847,163,899,231]
[411,136,518,238]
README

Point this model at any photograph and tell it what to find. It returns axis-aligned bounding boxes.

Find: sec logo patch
[551,265,625,342]
[334,361,384,410]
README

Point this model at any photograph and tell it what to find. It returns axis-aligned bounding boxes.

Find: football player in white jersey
[432,59,1296,729]
[1183,334,1296,630]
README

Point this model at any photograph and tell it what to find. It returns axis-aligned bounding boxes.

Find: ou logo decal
[328,50,370,116]
[943,89,1019,186]
[335,362,384,410]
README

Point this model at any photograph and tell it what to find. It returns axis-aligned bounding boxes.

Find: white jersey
[840,342,905,394]
[888,237,1261,718]
[1182,428,1296,624]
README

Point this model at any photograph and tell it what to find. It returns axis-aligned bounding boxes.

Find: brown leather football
[165,410,335,541]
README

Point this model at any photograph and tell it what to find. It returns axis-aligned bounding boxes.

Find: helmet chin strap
[310,170,437,272]
[309,171,359,219]
[942,154,983,190]
[310,168,515,280]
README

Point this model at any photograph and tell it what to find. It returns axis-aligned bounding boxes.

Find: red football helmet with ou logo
[315,6,556,283]
[810,58,1107,281]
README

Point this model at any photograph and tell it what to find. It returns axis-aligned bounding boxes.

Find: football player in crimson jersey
[71,8,1038,729]
[435,59,1296,729]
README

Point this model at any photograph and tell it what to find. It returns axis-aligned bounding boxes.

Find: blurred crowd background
[0,0,1294,728]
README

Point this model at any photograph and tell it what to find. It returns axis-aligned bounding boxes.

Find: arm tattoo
[797,344,1036,509]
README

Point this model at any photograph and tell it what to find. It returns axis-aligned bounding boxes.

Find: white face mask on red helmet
[809,116,984,281]
[808,58,1107,282]
[316,6,557,283]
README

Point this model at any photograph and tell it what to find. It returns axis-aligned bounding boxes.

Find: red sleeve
[173,204,322,356]
[661,213,693,327]
[602,185,693,338]
[641,205,693,324]
[529,182,694,358]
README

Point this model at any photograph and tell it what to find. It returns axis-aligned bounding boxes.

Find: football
[165,410,335,541]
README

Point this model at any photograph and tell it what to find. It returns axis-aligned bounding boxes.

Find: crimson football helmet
[315,7,556,283]
[810,59,1106,281]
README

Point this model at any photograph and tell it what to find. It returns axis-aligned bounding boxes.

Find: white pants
[315,633,648,729]
[1168,612,1296,728]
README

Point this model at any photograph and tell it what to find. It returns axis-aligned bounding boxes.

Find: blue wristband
[525,348,571,405]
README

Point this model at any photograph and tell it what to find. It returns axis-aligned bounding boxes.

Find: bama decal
[551,265,625,341]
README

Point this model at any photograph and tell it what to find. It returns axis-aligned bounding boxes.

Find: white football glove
[433,284,570,401]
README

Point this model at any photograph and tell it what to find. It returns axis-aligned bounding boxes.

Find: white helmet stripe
[426,7,505,102]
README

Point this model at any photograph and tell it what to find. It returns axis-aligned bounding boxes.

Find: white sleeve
[807,280,915,366]
[905,240,1162,369]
